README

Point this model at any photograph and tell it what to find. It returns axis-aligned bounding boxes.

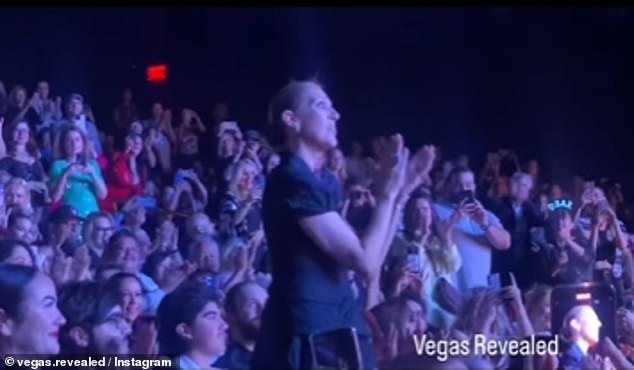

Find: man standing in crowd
[434,166,511,291]
[489,171,547,290]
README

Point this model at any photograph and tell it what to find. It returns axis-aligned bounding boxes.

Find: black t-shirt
[253,151,376,369]
[214,341,252,369]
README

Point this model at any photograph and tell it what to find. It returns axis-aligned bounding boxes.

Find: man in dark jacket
[489,172,547,290]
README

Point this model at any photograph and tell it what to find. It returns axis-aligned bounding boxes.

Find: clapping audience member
[5,85,40,130]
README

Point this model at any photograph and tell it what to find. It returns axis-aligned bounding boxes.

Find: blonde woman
[218,159,262,240]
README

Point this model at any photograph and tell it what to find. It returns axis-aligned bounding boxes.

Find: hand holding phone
[459,189,476,204]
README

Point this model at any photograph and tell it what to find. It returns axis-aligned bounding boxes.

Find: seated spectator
[141,250,189,294]
[38,205,83,272]
[6,211,39,247]
[99,230,147,307]
[5,177,33,216]
[433,166,510,291]
[57,281,131,355]
[0,239,36,266]
[151,218,180,256]
[101,230,192,315]
[0,264,66,356]
[218,159,262,241]
[215,281,269,369]
[49,126,107,217]
[82,212,114,269]
[0,120,48,203]
[102,133,144,212]
[52,93,102,157]
[157,283,228,369]
[104,272,145,324]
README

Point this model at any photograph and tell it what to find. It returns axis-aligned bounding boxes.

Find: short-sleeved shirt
[49,159,105,218]
[252,151,376,369]
[433,201,504,291]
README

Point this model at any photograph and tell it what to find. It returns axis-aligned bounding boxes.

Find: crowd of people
[0,78,634,370]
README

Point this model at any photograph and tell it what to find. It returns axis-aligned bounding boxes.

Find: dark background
[2,7,634,192]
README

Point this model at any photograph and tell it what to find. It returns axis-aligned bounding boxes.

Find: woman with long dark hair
[251,79,434,369]
[0,264,66,357]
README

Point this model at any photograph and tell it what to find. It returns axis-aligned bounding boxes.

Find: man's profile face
[579,306,602,345]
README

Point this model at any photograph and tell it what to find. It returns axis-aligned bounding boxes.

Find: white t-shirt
[433,202,504,292]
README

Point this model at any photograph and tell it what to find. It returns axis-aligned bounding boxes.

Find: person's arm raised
[377,145,437,268]
[298,134,409,282]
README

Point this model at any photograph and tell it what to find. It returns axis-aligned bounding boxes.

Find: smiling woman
[0,264,66,356]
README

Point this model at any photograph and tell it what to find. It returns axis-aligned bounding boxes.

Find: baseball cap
[50,205,82,224]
